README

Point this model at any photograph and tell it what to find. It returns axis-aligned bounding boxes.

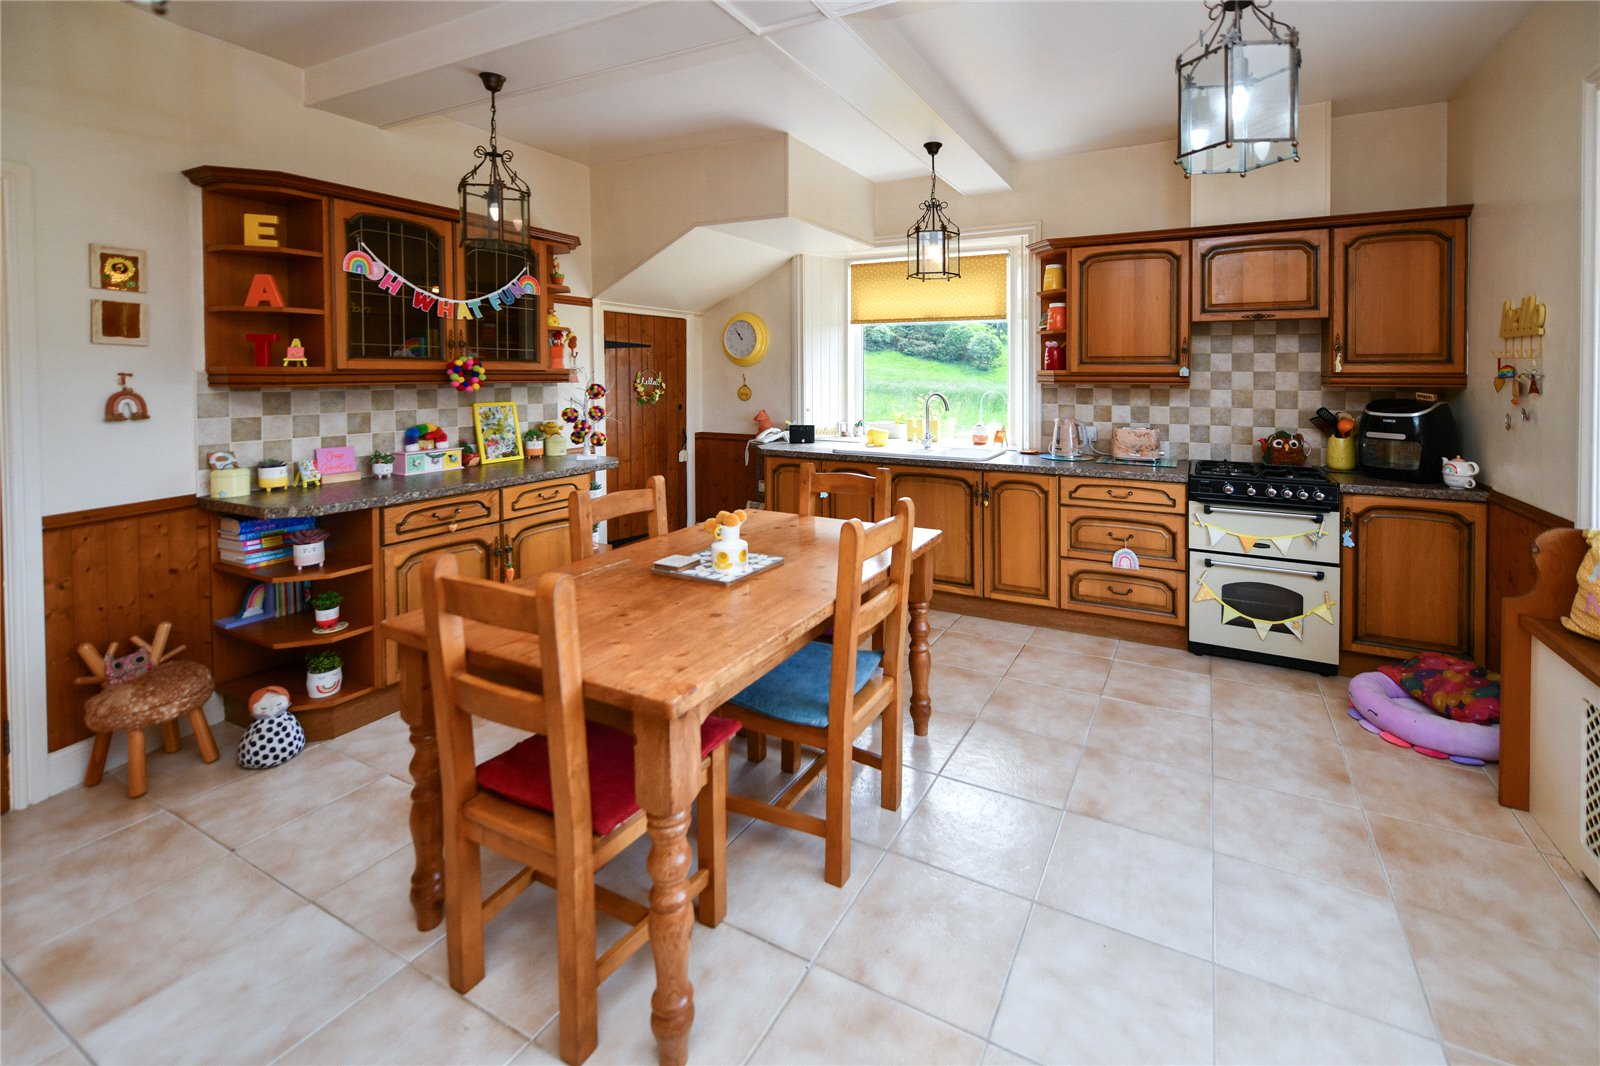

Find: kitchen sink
[815,440,1011,462]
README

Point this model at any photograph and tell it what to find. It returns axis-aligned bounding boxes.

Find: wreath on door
[634,371,666,405]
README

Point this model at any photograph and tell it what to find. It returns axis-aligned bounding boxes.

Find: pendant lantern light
[458,72,532,248]
[906,141,960,281]
[1176,0,1302,176]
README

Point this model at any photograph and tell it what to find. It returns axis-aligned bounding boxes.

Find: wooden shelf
[214,614,374,650]
[1036,328,1066,336]
[213,553,373,584]
[1036,288,1068,299]
[547,282,571,294]
[206,244,323,259]
[218,665,375,714]
[207,305,324,315]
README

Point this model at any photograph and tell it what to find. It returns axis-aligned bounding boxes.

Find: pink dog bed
[1347,671,1499,765]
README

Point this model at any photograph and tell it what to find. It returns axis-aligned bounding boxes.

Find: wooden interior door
[603,312,686,542]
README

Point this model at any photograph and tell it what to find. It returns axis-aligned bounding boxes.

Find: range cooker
[1186,461,1342,675]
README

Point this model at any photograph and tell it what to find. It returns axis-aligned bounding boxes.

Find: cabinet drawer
[1061,478,1186,513]
[502,477,587,520]
[1061,559,1186,627]
[1061,508,1185,569]
[382,491,499,544]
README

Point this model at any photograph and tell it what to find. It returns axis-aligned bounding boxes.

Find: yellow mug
[1326,435,1357,471]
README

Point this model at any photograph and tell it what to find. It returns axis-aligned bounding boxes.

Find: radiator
[1529,642,1600,889]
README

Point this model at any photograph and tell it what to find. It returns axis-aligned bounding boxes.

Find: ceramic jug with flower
[702,509,750,574]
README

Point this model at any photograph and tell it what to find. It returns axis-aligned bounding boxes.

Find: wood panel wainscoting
[1487,490,1573,671]
[41,496,214,751]
[694,432,762,520]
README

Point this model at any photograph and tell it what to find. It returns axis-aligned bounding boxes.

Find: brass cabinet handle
[1107,585,1133,596]
[1105,531,1135,543]
[1107,489,1134,500]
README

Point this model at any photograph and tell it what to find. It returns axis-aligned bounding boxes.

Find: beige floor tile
[507,1042,559,1065]
[323,711,416,782]
[1212,719,1358,806]
[818,853,1030,1035]
[1400,903,1600,1066]
[1368,813,1595,951]
[1214,968,1446,1064]
[1514,808,1561,854]
[722,821,885,958]
[991,906,1213,1065]
[238,776,415,898]
[1038,813,1212,959]
[1026,626,1118,659]
[1543,850,1600,939]
[897,712,972,775]
[1209,656,1324,694]
[943,720,1085,808]
[1210,677,1335,738]
[1100,660,1211,716]
[750,967,984,1065]
[926,663,1005,717]
[80,905,402,1065]
[315,846,455,961]
[1317,671,1355,702]
[1213,855,1433,1034]
[1441,1045,1507,1066]
[165,745,382,848]
[1085,697,1212,774]
[2,968,72,1065]
[473,717,533,762]
[530,921,806,1065]
[1329,697,1388,747]
[1345,747,1529,847]
[111,719,249,808]
[1,812,224,961]
[893,778,1062,898]
[0,785,160,885]
[36,1045,90,1065]
[1065,747,1211,847]
[9,855,302,1037]
[949,615,1035,645]
[932,633,1025,677]
[279,966,528,1065]
[784,761,935,850]
[976,678,1097,744]
[927,608,961,630]
[1212,777,1388,896]
[980,1045,1039,1065]
[1003,644,1111,694]
[1113,640,1211,676]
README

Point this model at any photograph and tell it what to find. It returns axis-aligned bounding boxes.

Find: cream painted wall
[786,140,875,244]
[1190,102,1332,226]
[0,1,591,517]
[1332,103,1448,214]
[1448,1,1599,521]
[699,260,796,434]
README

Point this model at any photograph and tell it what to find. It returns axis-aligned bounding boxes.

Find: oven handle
[1204,557,1326,581]
[1202,503,1324,523]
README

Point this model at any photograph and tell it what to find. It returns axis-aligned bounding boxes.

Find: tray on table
[652,550,785,585]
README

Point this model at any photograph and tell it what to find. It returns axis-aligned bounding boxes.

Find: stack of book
[217,515,316,568]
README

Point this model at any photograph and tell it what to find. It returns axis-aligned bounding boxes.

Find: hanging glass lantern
[1176,0,1301,176]
[458,72,532,248]
[906,141,960,281]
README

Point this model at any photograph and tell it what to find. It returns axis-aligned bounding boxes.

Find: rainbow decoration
[511,270,541,297]
[447,355,487,393]
[341,249,383,279]
[341,242,540,317]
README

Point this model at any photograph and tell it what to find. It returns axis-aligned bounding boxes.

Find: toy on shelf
[293,459,322,489]
[237,686,306,770]
[404,423,451,451]
[283,337,307,367]
[754,409,774,433]
[1259,430,1309,466]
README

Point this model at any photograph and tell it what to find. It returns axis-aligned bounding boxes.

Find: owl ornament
[238,685,306,770]
[1258,430,1310,466]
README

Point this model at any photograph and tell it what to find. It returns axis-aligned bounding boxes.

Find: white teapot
[1442,456,1480,488]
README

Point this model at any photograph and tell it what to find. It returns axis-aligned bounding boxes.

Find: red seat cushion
[477,716,742,836]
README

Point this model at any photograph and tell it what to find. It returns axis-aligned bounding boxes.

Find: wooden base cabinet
[888,468,983,594]
[1059,476,1188,626]
[1341,495,1486,661]
[983,473,1056,604]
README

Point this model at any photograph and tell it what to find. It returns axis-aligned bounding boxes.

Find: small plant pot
[292,541,327,570]
[258,466,289,492]
[371,462,394,479]
[306,667,343,700]
[312,605,341,631]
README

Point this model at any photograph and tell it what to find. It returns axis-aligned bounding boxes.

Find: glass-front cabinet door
[332,200,458,369]
[463,241,545,367]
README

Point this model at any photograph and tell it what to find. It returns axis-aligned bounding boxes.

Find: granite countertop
[1325,470,1491,503]
[198,454,619,518]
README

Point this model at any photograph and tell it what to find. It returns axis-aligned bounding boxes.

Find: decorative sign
[90,245,144,292]
[313,446,361,484]
[242,214,280,247]
[104,372,150,422]
[284,338,307,367]
[341,244,538,319]
[91,299,147,345]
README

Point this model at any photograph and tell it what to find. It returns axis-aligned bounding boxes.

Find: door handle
[1106,489,1134,500]
[1203,556,1325,580]
[1244,312,1277,320]
[1202,503,1323,523]
[1107,585,1133,596]
[1105,531,1135,544]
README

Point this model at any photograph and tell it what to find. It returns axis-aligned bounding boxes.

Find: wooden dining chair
[719,496,915,886]
[567,474,668,560]
[421,553,740,1065]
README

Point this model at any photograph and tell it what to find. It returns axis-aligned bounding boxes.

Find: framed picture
[90,245,144,293]
[90,299,148,345]
[472,401,524,465]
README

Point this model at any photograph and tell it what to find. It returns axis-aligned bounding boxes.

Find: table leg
[398,644,444,932]
[634,713,702,1066]
[908,554,935,737]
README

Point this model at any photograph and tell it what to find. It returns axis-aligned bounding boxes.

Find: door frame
[1579,66,1600,528]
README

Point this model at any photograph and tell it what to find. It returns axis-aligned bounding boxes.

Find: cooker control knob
[1265,486,1278,497]
[1222,483,1235,494]
[1245,485,1257,496]
[1313,489,1326,501]
[1297,489,1310,500]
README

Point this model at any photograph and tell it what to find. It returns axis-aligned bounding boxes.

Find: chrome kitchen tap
[921,391,950,449]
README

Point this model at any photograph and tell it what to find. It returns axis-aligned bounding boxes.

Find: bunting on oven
[1191,515,1329,555]
[1192,573,1336,643]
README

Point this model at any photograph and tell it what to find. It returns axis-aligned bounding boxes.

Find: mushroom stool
[77,622,221,799]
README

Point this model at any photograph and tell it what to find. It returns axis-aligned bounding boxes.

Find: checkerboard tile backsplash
[1039,320,1398,464]
[194,377,567,492]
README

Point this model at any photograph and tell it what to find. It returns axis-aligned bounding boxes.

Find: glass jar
[1046,302,1067,331]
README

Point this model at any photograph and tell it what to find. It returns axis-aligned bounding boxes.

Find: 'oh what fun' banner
[341,244,539,320]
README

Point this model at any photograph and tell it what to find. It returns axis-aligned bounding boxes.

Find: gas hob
[1188,460,1340,511]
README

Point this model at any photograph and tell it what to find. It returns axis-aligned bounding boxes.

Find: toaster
[1357,399,1461,483]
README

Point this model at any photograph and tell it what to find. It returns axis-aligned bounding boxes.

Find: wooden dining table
[381,509,942,1065]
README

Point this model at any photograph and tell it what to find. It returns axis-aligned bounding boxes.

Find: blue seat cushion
[729,641,883,729]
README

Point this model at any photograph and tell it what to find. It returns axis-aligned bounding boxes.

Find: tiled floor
[4,610,1598,1065]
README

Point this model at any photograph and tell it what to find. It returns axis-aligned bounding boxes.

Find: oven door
[1188,500,1340,566]
[1188,552,1341,669]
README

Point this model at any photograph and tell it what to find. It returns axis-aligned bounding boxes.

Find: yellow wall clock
[721,312,769,367]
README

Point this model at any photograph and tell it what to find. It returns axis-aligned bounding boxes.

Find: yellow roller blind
[850,253,1008,324]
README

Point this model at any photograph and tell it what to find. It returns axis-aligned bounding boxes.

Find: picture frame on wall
[472,401,524,465]
[90,299,148,345]
[89,244,145,293]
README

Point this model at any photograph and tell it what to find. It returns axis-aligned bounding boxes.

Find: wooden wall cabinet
[1061,241,1191,384]
[1341,495,1486,661]
[1059,476,1187,627]
[1192,229,1329,321]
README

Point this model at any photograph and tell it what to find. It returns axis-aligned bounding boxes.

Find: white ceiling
[159,0,1532,195]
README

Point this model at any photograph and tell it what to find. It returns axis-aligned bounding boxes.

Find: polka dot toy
[238,686,306,769]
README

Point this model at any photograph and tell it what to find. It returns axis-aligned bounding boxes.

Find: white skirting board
[45,694,227,798]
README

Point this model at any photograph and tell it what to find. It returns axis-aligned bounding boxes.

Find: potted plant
[257,458,290,493]
[288,527,330,570]
[305,649,343,700]
[369,449,394,479]
[310,590,343,632]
